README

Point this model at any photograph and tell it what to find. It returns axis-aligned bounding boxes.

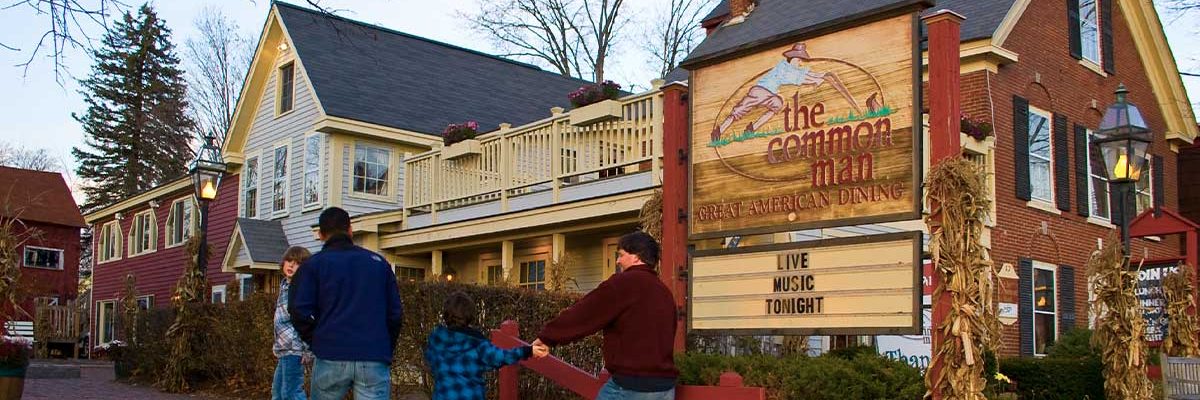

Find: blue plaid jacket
[424,325,531,400]
[273,279,308,357]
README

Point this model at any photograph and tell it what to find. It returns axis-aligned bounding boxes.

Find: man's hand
[301,353,314,366]
[532,339,550,358]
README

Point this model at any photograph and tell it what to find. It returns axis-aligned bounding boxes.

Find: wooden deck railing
[405,88,663,217]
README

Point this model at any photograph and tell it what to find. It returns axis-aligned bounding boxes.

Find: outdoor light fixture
[189,133,227,279]
[278,42,289,51]
[1093,84,1152,255]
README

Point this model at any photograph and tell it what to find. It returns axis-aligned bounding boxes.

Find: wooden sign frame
[688,231,922,336]
[687,11,924,240]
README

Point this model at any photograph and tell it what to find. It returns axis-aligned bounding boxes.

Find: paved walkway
[22,362,231,400]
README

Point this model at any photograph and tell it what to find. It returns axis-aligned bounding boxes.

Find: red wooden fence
[490,320,766,400]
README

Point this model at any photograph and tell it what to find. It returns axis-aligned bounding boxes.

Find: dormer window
[278,62,295,114]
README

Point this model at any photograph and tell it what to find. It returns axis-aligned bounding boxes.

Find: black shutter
[1068,0,1082,60]
[1059,265,1076,335]
[1110,181,1124,226]
[1014,96,1032,201]
[1075,125,1091,217]
[1055,115,1071,211]
[1153,155,1164,211]
[1102,0,1115,74]
[1019,258,1035,356]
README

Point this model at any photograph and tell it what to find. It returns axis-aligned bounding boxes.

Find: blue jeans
[311,358,390,400]
[597,379,676,400]
[271,355,306,400]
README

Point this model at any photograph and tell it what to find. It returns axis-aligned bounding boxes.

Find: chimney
[727,0,756,25]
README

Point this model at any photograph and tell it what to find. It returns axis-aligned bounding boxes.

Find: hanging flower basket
[568,81,623,126]
[442,121,481,160]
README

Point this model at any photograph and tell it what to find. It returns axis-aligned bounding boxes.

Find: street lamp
[190,133,227,278]
[1093,84,1151,255]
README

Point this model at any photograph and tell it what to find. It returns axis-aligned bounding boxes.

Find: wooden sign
[689,13,921,239]
[689,232,921,335]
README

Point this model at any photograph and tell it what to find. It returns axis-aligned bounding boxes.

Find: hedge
[676,349,925,400]
[995,329,1106,400]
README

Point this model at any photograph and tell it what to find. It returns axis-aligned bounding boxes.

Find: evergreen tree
[72,4,195,212]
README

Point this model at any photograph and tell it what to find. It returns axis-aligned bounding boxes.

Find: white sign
[998,302,1018,325]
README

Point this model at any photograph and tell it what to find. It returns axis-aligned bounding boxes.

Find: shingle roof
[0,166,85,228]
[236,218,289,264]
[273,2,597,135]
[684,0,1015,69]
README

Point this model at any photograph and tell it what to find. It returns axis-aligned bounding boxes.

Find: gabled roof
[273,1,595,134]
[0,166,85,228]
[234,218,290,265]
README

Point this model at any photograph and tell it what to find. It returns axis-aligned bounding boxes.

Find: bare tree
[0,141,60,171]
[464,0,628,82]
[184,6,252,142]
[0,0,128,82]
[642,0,713,79]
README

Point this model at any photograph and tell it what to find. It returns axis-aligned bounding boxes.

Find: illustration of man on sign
[712,43,877,142]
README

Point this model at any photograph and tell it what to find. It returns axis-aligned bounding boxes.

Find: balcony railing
[404,88,664,224]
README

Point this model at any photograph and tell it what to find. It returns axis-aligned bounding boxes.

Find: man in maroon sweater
[534,231,678,400]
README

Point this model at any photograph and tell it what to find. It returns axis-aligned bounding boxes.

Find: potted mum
[568,80,623,126]
[442,121,481,160]
[0,336,32,399]
[93,340,130,378]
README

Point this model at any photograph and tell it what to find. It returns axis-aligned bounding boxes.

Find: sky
[0,0,1198,203]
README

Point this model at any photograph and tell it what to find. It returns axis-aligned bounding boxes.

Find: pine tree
[72,4,195,212]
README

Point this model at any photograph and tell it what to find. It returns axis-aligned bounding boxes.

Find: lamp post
[189,133,227,278]
[1093,84,1151,255]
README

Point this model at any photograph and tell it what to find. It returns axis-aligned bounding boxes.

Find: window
[1079,0,1101,65]
[237,274,254,301]
[486,265,504,285]
[211,285,227,304]
[166,197,195,247]
[97,300,116,344]
[303,135,322,209]
[278,62,295,114]
[1027,108,1054,203]
[23,246,63,270]
[127,210,156,256]
[1086,131,1110,220]
[1135,156,1153,215]
[353,144,392,197]
[136,295,153,310]
[243,156,259,218]
[272,145,288,214]
[1033,263,1057,355]
[396,266,426,282]
[98,221,122,262]
[519,259,546,291]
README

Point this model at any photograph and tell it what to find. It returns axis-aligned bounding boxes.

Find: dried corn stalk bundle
[1162,263,1200,357]
[1087,235,1153,400]
[119,273,139,342]
[639,189,664,242]
[161,236,212,392]
[0,211,39,327]
[923,158,999,400]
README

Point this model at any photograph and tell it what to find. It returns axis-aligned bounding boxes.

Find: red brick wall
[90,174,239,347]
[969,0,1184,356]
[10,222,80,316]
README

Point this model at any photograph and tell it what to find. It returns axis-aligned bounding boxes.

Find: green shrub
[677,351,924,400]
[997,331,1105,400]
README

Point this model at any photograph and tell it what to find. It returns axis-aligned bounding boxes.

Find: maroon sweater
[537,264,678,379]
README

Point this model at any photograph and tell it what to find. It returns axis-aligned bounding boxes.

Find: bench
[3,321,34,340]
[1163,354,1200,400]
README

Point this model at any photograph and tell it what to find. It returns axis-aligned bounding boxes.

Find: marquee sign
[689,232,921,335]
[688,13,921,239]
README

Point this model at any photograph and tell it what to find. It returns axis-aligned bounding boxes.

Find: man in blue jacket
[289,207,403,400]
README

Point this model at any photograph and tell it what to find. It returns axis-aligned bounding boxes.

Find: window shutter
[1068,0,1082,60]
[1109,180,1124,226]
[1014,96,1032,201]
[1074,125,1090,217]
[1059,265,1076,335]
[1101,0,1115,74]
[1019,258,1035,356]
[1054,115,1071,211]
[1153,155,1164,211]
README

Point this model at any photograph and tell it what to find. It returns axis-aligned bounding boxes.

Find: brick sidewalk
[22,363,234,400]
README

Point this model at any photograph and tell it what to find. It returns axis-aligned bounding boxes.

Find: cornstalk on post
[1087,234,1153,399]
[1162,263,1200,357]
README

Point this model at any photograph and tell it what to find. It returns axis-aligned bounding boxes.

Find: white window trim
[98,221,122,264]
[126,210,157,258]
[164,196,196,248]
[1027,106,1056,207]
[1085,129,1112,222]
[348,141,397,203]
[1135,155,1154,216]
[302,133,324,211]
[1078,0,1102,66]
[211,285,227,304]
[136,295,154,310]
[96,300,117,344]
[1032,261,1058,357]
[271,142,291,218]
[517,256,548,290]
[237,274,254,301]
[22,245,64,270]
[276,61,296,117]
[242,151,261,219]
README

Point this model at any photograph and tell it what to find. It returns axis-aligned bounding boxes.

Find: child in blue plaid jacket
[273,246,313,400]
[424,291,549,400]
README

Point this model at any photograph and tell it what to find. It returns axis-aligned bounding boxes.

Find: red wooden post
[923,10,964,400]
[495,320,521,400]
[661,82,691,353]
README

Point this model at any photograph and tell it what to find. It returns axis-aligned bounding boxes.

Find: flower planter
[961,133,994,155]
[443,139,482,160]
[0,367,25,400]
[569,99,622,126]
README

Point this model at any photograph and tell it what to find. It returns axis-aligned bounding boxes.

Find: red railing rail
[490,320,766,400]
